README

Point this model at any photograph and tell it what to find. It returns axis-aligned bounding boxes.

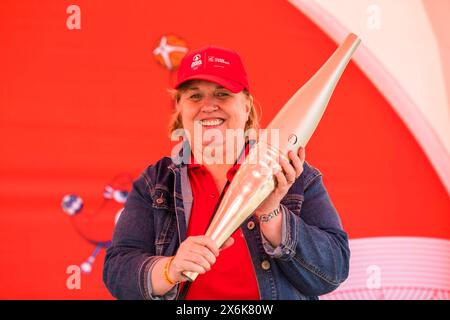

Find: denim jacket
[103,145,350,300]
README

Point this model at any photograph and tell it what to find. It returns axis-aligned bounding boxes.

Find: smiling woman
[169,80,256,166]
[168,81,258,136]
[103,46,350,300]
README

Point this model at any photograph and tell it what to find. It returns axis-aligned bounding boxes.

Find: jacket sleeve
[102,171,178,300]
[263,169,350,297]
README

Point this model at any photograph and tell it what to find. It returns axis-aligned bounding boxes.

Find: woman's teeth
[200,119,224,127]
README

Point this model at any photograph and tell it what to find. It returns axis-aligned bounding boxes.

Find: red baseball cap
[175,46,250,93]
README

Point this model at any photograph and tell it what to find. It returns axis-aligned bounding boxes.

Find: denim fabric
[103,145,350,300]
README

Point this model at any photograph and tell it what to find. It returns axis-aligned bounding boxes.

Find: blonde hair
[167,81,260,136]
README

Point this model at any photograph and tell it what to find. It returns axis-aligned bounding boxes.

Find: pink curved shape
[321,237,450,300]
[289,0,450,195]
[422,0,450,112]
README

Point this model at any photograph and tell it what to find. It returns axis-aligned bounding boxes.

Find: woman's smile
[198,118,225,128]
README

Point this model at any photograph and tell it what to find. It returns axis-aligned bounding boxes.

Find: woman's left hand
[254,147,306,218]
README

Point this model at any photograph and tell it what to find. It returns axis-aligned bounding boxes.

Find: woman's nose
[200,97,219,112]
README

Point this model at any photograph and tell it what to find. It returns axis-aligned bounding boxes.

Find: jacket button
[156,197,164,205]
[261,260,271,271]
[247,221,255,230]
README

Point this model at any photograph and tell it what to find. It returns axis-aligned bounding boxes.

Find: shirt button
[247,221,255,230]
[209,193,215,198]
[261,260,271,271]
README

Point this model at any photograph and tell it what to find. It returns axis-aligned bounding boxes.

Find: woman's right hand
[169,235,234,283]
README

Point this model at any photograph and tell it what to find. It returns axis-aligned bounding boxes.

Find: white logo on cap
[191,54,202,69]
[207,55,230,65]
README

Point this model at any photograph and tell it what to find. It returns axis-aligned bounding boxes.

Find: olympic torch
[183,33,361,282]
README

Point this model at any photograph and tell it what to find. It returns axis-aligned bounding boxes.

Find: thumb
[219,237,235,251]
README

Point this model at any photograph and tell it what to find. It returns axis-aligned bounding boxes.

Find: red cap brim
[176,74,245,93]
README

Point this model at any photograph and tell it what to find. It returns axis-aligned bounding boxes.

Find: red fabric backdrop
[0,0,448,299]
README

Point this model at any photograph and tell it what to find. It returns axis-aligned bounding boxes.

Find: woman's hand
[255,147,306,218]
[169,235,235,283]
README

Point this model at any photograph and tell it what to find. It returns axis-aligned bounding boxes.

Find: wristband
[163,256,177,285]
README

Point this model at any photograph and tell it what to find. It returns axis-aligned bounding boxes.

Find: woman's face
[176,80,250,150]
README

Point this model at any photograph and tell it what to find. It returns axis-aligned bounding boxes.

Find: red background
[0,0,448,299]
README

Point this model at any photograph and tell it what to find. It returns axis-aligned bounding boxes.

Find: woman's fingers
[184,250,213,272]
[172,235,222,280]
[279,155,296,184]
[179,260,209,275]
[289,148,304,178]
[272,147,307,194]
[299,146,306,163]
[220,237,235,251]
[191,236,220,257]
[274,167,288,188]
[190,245,217,266]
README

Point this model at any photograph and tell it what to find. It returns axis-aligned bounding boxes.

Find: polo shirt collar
[187,142,251,183]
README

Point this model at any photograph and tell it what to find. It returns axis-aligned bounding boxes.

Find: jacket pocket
[153,210,176,256]
[151,187,172,210]
[152,187,176,256]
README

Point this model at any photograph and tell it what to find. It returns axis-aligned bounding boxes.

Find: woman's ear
[175,100,181,113]
[245,95,253,116]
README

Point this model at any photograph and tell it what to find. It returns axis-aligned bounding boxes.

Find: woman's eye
[190,94,202,100]
[216,92,229,98]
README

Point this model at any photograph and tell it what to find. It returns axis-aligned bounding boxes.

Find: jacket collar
[168,139,256,172]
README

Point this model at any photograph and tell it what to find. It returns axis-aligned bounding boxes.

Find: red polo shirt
[185,150,260,300]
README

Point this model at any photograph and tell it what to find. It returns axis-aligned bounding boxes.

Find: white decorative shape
[321,237,450,300]
[61,194,83,216]
[289,0,450,195]
[80,262,92,274]
[115,208,124,225]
